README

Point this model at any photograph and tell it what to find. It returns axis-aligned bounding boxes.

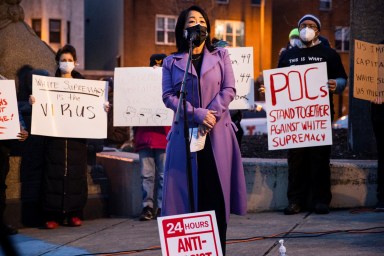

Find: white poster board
[353,39,384,101]
[0,80,20,140]
[113,67,174,126]
[227,47,255,109]
[157,211,223,256]
[263,62,332,150]
[31,75,108,138]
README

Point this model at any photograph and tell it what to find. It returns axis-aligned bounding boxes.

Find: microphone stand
[174,38,195,213]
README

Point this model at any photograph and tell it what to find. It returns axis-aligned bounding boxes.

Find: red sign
[157,211,223,256]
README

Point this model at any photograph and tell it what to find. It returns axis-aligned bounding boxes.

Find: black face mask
[184,24,208,47]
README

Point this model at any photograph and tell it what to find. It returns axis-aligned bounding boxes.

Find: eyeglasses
[299,23,318,31]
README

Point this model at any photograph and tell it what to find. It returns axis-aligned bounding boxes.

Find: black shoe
[0,224,18,236]
[375,201,384,212]
[139,206,153,221]
[284,203,301,215]
[315,203,330,214]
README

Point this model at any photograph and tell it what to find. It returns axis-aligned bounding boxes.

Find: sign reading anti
[263,62,332,150]
[0,80,20,139]
[353,39,384,101]
[158,211,223,256]
[31,75,108,138]
[227,47,254,109]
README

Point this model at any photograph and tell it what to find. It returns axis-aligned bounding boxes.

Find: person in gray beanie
[278,14,348,215]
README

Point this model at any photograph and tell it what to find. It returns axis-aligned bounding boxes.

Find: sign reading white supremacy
[227,47,255,109]
[31,75,108,138]
[0,80,20,140]
[157,211,223,256]
[263,62,332,150]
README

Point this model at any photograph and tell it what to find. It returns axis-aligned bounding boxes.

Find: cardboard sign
[113,67,174,126]
[227,47,255,109]
[263,62,332,150]
[31,75,108,138]
[158,211,223,256]
[113,48,254,127]
[0,80,20,140]
[353,39,384,101]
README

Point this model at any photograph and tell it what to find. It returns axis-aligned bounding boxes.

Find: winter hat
[288,28,300,39]
[298,14,321,30]
[149,54,167,67]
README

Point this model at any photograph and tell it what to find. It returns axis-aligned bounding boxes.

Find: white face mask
[59,61,75,74]
[299,28,316,42]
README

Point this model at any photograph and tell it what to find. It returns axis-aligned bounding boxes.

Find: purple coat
[161,47,247,221]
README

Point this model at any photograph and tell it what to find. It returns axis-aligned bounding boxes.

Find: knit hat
[288,28,300,39]
[298,14,321,30]
[149,54,167,67]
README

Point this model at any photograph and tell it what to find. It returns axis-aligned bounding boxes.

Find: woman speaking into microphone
[161,5,247,254]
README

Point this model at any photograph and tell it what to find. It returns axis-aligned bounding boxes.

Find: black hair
[175,5,215,53]
[55,44,77,63]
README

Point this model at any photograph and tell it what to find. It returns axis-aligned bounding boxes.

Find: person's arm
[162,56,209,124]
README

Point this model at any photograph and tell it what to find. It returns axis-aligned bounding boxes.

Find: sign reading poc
[157,211,223,256]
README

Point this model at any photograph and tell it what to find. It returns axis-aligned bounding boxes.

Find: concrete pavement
[3,209,384,256]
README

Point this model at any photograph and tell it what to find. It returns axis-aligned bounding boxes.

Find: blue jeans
[139,148,165,209]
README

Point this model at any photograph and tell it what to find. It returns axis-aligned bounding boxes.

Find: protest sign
[353,39,384,101]
[227,47,255,109]
[263,62,332,150]
[113,67,173,126]
[31,75,108,138]
[158,211,223,256]
[0,80,20,139]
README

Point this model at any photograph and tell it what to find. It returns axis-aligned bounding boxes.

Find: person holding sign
[371,40,384,211]
[0,75,29,236]
[29,45,108,229]
[161,5,247,254]
[135,54,170,221]
[278,14,348,215]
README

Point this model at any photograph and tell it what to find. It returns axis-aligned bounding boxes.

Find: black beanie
[149,54,167,67]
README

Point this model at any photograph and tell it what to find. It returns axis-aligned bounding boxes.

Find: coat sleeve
[206,49,236,122]
[162,57,208,124]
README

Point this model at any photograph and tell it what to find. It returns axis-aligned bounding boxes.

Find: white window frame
[155,15,177,45]
[335,26,350,52]
[319,0,332,10]
[214,20,245,47]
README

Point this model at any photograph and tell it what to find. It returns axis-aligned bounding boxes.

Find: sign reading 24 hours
[158,211,223,256]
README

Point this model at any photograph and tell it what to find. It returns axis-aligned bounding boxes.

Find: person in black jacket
[371,40,384,211]
[29,45,89,229]
[278,14,348,215]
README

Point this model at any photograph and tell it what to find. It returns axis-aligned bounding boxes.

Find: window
[214,20,244,47]
[319,0,332,10]
[217,0,229,3]
[49,19,61,43]
[335,26,350,52]
[31,19,41,38]
[156,15,177,45]
[251,0,261,5]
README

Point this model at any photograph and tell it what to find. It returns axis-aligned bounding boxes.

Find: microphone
[184,28,199,42]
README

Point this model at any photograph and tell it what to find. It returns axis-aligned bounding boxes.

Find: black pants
[197,136,227,255]
[0,143,11,223]
[287,145,332,208]
[372,113,384,203]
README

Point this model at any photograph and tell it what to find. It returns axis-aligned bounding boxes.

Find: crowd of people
[0,5,382,256]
